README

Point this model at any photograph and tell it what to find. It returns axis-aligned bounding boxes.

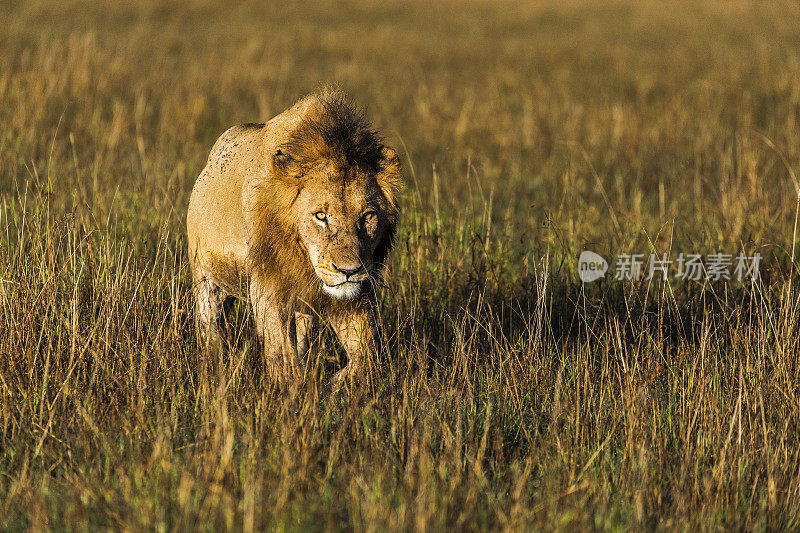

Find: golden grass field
[3,0,800,529]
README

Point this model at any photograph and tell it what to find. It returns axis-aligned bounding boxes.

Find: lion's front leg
[249,280,299,382]
[294,311,315,360]
[329,306,380,388]
[193,273,228,351]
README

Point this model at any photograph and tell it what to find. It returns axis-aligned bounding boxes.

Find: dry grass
[2,0,800,530]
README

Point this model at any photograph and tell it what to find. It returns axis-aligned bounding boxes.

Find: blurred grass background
[2,0,800,530]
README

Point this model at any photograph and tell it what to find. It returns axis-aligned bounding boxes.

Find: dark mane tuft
[279,90,385,177]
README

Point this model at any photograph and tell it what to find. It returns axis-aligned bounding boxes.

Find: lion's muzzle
[317,262,370,300]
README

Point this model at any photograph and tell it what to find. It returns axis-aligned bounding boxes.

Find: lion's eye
[314,212,327,222]
[362,211,376,224]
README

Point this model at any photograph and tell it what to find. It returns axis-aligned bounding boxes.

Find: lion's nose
[333,263,364,279]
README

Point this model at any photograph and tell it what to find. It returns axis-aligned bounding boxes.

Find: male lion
[186,90,402,385]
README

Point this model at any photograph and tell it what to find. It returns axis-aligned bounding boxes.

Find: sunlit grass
[2,0,800,529]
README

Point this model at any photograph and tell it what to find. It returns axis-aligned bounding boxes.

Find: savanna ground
[2,0,800,530]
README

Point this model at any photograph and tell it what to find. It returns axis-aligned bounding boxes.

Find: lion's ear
[381,146,400,173]
[377,146,404,208]
[271,148,297,178]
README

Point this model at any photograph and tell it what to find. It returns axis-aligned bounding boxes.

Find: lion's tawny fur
[187,90,402,384]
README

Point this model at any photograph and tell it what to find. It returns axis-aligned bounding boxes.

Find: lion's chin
[322,282,362,300]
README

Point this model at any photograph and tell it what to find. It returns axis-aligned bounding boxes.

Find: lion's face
[259,96,403,302]
[292,163,396,300]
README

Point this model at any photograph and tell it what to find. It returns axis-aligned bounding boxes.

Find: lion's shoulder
[204,123,266,174]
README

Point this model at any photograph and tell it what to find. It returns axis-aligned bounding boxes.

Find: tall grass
[2,0,800,529]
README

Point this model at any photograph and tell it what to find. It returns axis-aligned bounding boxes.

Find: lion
[186,90,402,386]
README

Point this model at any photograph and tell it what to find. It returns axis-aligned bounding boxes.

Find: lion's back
[187,123,265,279]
